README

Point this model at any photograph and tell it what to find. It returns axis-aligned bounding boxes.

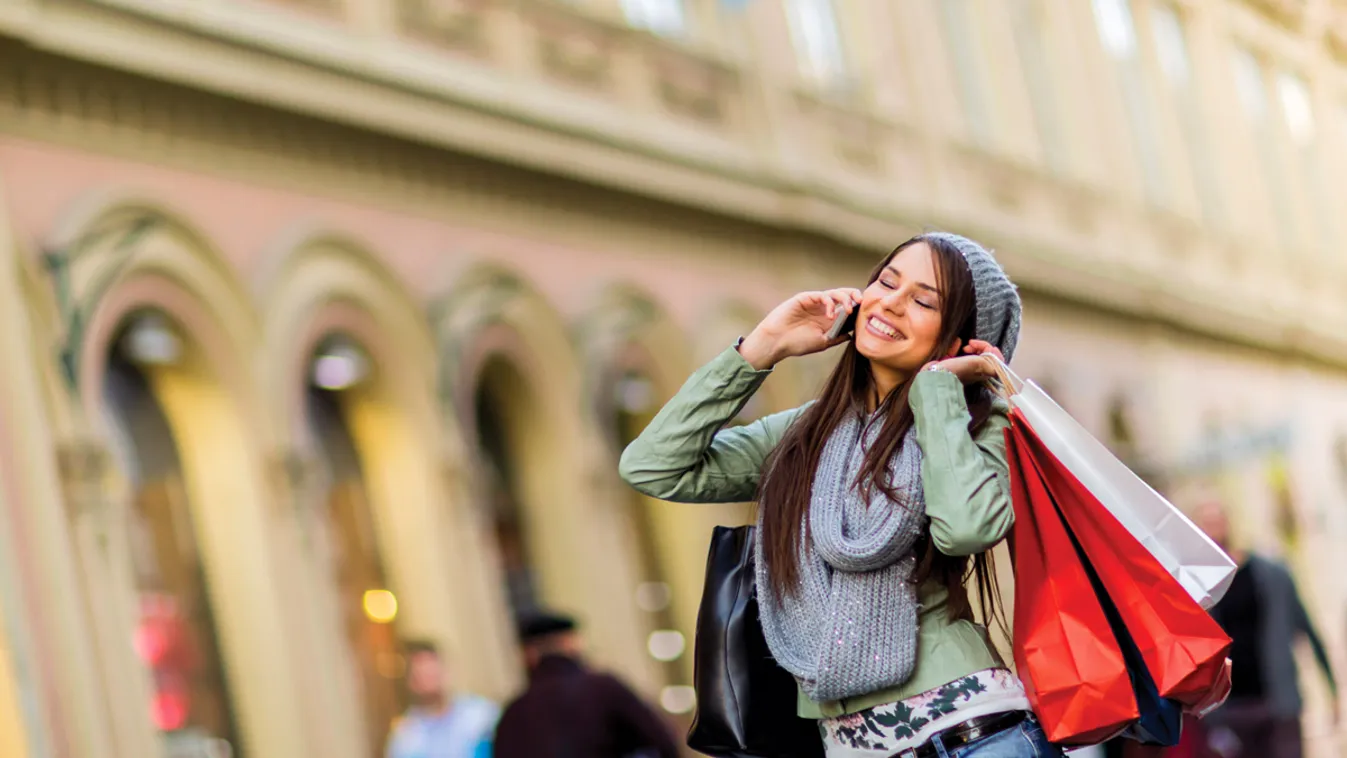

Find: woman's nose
[880,287,906,313]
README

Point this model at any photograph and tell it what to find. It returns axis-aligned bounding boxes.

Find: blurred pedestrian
[492,611,680,758]
[386,639,499,758]
[1190,501,1338,758]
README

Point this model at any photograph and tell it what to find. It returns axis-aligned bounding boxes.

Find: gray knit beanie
[918,231,1021,363]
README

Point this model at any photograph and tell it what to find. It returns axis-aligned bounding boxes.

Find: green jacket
[618,346,1015,718]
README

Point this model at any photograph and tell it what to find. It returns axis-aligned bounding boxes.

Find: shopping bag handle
[981,355,1023,401]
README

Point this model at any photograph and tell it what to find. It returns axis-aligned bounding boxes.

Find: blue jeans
[928,716,1062,758]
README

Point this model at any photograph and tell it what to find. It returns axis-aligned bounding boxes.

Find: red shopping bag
[1012,411,1232,707]
[1005,420,1139,745]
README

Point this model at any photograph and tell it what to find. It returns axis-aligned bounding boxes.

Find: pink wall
[0,138,787,330]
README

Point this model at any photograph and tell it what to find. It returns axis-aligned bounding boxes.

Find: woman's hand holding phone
[737,288,863,370]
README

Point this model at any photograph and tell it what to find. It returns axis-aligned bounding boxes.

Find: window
[1230,48,1297,243]
[1150,4,1190,85]
[1232,48,1269,123]
[1010,0,1068,171]
[1276,72,1315,145]
[1092,0,1165,203]
[1339,99,1347,175]
[611,367,696,716]
[1274,72,1334,252]
[1093,0,1138,58]
[105,314,240,758]
[305,336,403,758]
[938,0,993,143]
[622,0,686,37]
[784,0,848,87]
[1150,4,1222,224]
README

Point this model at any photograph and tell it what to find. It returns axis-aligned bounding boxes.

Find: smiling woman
[620,231,1054,758]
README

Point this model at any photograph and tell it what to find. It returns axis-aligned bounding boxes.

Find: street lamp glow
[363,589,398,624]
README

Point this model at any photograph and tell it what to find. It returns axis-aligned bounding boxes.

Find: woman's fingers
[833,288,863,308]
[795,288,861,326]
[964,340,1005,363]
[798,291,833,319]
[824,288,861,317]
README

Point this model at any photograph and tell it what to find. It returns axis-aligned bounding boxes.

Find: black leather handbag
[687,525,826,758]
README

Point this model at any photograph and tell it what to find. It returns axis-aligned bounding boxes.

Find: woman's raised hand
[924,340,1006,385]
[737,288,864,370]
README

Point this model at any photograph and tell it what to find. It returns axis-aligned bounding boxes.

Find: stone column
[263,451,365,758]
[55,439,164,758]
[0,213,125,758]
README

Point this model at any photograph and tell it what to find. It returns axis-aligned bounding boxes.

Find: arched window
[305,335,402,757]
[610,367,695,719]
[473,357,541,625]
[103,311,239,758]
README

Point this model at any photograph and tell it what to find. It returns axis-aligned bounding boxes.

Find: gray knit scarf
[755,412,928,703]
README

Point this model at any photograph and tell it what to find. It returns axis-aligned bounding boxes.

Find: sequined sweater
[619,346,1016,718]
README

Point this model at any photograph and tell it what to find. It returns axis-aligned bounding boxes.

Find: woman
[619,232,1059,757]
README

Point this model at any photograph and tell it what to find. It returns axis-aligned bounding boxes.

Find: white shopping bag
[988,358,1237,609]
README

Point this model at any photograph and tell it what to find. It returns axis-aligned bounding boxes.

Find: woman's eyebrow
[883,265,941,295]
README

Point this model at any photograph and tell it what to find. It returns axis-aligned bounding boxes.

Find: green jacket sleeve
[910,369,1014,556]
[618,346,806,503]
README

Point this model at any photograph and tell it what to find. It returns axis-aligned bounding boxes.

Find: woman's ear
[944,339,963,358]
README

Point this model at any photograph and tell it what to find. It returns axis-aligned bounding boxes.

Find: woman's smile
[862,314,904,342]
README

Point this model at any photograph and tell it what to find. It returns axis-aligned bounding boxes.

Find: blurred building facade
[0,0,1346,757]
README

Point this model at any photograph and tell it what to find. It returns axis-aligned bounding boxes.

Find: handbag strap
[981,354,1022,403]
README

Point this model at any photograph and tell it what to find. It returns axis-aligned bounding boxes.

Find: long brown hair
[757,235,1004,629]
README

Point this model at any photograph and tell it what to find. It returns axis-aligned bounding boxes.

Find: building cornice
[1,0,1344,367]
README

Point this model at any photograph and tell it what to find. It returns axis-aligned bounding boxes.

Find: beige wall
[0,1,1346,756]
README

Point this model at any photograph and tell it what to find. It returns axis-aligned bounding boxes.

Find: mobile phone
[826,306,858,340]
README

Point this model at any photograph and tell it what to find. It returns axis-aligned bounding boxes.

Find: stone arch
[13,255,77,438]
[55,196,306,758]
[575,282,694,419]
[255,231,516,733]
[44,195,264,432]
[432,262,653,686]
[573,283,702,703]
[254,229,439,441]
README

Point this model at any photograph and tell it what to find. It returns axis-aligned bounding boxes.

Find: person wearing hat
[492,611,680,758]
[620,233,1061,757]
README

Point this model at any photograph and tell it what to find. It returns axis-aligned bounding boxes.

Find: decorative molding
[647,46,738,126]
[397,0,496,57]
[257,0,344,15]
[792,88,891,174]
[528,3,621,92]
[1326,3,1347,61]
[55,439,111,521]
[1237,0,1308,27]
[428,268,528,410]
[571,291,660,446]
[40,211,162,394]
[1,38,1345,368]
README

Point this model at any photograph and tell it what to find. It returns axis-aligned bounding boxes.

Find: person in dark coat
[493,611,681,758]
[1191,501,1338,758]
